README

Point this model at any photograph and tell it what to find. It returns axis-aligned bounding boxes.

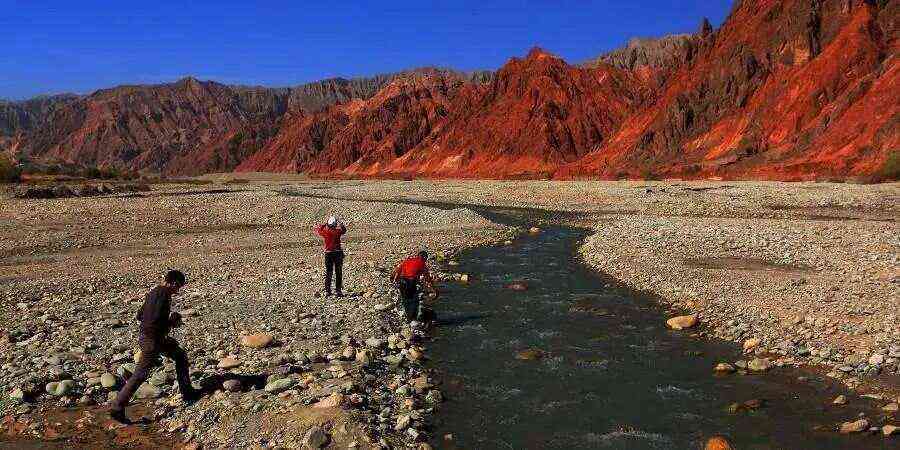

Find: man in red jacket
[316,216,346,297]
[391,250,436,321]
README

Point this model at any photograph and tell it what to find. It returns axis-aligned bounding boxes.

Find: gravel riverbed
[0,183,514,448]
[1,179,898,447]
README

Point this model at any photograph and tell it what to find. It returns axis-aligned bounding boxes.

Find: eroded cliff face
[560,0,899,180]
[244,0,897,181]
[373,48,645,178]
[236,70,469,175]
[7,0,898,180]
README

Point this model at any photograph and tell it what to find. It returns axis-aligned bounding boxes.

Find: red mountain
[242,0,896,181]
[5,0,898,181]
[560,0,899,180]
[237,69,469,175]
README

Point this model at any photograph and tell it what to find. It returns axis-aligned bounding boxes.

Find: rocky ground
[0,183,515,448]
[1,179,898,447]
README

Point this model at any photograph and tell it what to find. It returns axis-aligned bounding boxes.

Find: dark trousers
[112,336,192,411]
[398,278,421,320]
[324,251,344,294]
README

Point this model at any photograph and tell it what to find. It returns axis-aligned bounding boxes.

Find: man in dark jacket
[110,270,199,423]
[316,216,347,297]
[391,250,436,321]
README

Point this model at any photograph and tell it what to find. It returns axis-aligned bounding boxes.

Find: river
[426,207,889,449]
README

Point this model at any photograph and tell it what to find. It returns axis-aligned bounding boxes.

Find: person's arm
[339,224,347,235]
[316,224,326,237]
[160,297,173,332]
[391,264,400,283]
[422,269,437,295]
[168,311,183,328]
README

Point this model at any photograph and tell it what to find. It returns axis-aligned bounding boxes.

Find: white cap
[327,216,337,226]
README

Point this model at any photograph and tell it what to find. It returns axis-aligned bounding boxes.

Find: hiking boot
[109,408,130,424]
[181,388,202,404]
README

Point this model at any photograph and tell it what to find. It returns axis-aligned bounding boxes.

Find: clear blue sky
[2,1,733,100]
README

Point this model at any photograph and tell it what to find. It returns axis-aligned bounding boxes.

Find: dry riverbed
[1,179,898,447]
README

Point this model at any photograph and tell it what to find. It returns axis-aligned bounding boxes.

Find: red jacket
[397,256,429,280]
[316,224,346,252]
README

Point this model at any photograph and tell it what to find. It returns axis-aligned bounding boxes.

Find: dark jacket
[136,286,175,341]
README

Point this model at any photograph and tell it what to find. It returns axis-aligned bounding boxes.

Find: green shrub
[0,155,22,183]
[880,150,900,181]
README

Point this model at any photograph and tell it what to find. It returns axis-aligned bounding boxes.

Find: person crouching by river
[317,216,347,297]
[111,270,200,424]
[392,250,437,322]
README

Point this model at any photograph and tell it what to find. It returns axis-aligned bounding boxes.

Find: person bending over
[111,270,199,423]
[392,250,437,322]
[317,216,347,297]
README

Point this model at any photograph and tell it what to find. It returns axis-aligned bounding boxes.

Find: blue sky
[2,1,733,100]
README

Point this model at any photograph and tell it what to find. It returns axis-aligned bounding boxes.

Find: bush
[0,155,22,183]
[880,150,900,181]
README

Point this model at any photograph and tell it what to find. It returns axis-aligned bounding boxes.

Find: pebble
[45,380,74,397]
[302,426,329,448]
[100,373,117,389]
[832,395,847,405]
[135,384,161,399]
[742,338,761,353]
[263,378,295,393]
[747,358,772,372]
[713,363,736,373]
[883,425,898,436]
[314,392,344,408]
[222,380,242,392]
[217,357,242,369]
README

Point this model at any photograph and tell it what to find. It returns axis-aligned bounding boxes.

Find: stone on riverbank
[264,378,295,393]
[666,315,698,330]
[217,357,241,369]
[302,425,329,448]
[240,333,274,349]
[839,418,869,434]
[714,363,736,373]
[742,338,761,353]
[222,380,242,392]
[515,349,546,360]
[100,373,117,388]
[747,358,772,372]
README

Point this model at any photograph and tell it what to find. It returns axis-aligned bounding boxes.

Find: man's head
[418,250,428,260]
[327,216,338,228]
[164,270,187,293]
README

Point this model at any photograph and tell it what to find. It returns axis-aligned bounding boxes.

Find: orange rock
[704,436,733,450]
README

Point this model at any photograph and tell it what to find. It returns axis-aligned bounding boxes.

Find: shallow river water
[426,207,890,450]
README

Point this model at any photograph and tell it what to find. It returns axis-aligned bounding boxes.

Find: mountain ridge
[4,0,897,181]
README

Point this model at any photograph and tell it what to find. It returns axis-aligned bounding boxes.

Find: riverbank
[0,183,515,448]
[1,179,897,447]
[283,180,899,402]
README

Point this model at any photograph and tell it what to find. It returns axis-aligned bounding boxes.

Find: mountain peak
[525,47,557,61]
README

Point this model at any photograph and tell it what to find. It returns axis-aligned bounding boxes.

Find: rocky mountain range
[3,0,897,180]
